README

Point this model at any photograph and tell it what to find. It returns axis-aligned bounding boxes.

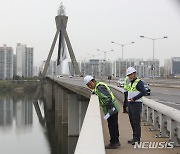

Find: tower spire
[58,2,66,15]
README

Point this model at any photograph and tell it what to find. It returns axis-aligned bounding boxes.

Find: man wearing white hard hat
[126,67,146,145]
[84,75,120,149]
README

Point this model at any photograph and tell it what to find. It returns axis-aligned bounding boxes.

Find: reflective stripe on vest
[124,76,130,92]
[128,78,143,102]
[94,82,115,105]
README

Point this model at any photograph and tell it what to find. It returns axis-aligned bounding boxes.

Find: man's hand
[91,91,95,95]
[128,98,134,102]
[126,107,128,113]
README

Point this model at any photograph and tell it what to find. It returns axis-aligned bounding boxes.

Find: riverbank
[0,80,38,93]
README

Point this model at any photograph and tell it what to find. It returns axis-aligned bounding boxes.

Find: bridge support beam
[68,94,89,136]
[68,94,79,136]
[44,80,53,110]
[44,79,89,137]
[78,99,89,130]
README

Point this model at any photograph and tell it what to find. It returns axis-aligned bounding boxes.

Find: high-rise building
[164,57,180,77]
[47,60,57,76]
[13,55,17,76]
[16,43,26,77]
[0,44,13,80]
[80,59,111,78]
[16,43,33,78]
[39,60,57,76]
[112,58,160,78]
[33,67,39,76]
[25,47,33,78]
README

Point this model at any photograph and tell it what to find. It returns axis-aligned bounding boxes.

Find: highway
[109,78,180,110]
[146,86,180,110]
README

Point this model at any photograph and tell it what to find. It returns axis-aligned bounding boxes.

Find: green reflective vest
[128,78,143,102]
[124,76,130,91]
[94,82,120,114]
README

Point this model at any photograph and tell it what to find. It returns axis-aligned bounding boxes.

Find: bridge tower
[34,3,80,101]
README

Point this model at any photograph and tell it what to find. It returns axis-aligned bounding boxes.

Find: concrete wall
[43,78,89,137]
[74,95,105,154]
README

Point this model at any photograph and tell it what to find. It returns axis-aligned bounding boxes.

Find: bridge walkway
[102,100,180,154]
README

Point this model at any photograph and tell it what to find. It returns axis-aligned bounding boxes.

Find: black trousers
[123,91,128,112]
[107,113,119,144]
[128,102,142,141]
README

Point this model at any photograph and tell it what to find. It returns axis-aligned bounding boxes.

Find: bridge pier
[44,79,89,137]
[68,94,89,136]
[44,80,53,110]
[78,98,89,130]
[68,93,79,136]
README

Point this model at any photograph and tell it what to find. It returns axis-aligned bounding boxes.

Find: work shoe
[127,139,134,144]
[131,140,140,145]
[117,142,121,146]
[105,143,119,149]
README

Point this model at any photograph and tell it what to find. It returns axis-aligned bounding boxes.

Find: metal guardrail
[109,85,180,147]
[74,95,105,154]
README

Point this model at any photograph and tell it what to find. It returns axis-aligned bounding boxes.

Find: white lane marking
[154,100,180,105]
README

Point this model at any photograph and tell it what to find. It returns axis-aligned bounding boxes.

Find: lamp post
[140,36,168,84]
[111,41,134,60]
[111,41,134,77]
[97,49,114,61]
[87,53,101,59]
[97,49,114,80]
[87,53,101,76]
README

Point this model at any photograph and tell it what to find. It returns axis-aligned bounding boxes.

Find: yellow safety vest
[94,82,115,105]
[94,82,119,114]
[128,78,143,102]
[124,76,130,92]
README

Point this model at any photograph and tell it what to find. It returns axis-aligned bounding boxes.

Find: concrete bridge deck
[102,100,180,154]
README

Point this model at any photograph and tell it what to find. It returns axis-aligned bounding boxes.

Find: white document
[128,91,140,99]
[104,113,110,120]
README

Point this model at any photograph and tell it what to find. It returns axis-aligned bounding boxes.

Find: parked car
[117,78,124,87]
[143,81,151,95]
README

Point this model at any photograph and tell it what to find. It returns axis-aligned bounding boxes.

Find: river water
[0,93,78,154]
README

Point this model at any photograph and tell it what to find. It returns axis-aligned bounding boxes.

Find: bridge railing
[109,85,180,147]
[74,95,105,154]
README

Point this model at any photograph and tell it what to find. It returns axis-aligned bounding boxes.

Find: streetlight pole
[87,53,101,76]
[111,41,134,60]
[140,36,168,85]
[111,41,134,77]
[97,49,114,79]
[87,53,101,59]
[97,49,114,61]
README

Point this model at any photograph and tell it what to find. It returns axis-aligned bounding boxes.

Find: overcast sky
[0,0,180,66]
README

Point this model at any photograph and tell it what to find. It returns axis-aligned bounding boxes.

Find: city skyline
[0,0,180,67]
[0,44,33,79]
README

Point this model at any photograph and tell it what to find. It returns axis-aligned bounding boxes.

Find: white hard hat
[126,67,136,76]
[84,75,94,85]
